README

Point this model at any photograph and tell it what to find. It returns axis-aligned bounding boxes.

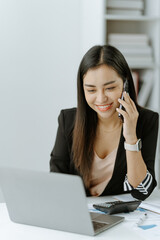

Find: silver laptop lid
[0,168,94,236]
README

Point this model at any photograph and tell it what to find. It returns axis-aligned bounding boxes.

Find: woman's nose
[97,91,107,103]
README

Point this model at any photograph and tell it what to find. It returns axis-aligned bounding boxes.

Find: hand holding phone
[118,80,129,122]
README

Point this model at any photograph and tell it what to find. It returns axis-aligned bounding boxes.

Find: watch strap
[124,139,142,152]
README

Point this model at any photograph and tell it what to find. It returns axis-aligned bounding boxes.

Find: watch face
[138,139,142,150]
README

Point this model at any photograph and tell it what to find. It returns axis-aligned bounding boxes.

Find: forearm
[125,134,147,188]
[126,150,147,188]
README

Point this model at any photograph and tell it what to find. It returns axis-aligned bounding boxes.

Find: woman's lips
[96,104,112,112]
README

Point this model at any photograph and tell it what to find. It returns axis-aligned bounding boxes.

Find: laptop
[0,168,124,236]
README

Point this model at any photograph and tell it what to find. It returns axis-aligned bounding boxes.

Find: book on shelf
[137,71,153,107]
[107,0,144,10]
[108,33,153,67]
[107,9,143,16]
[114,46,152,56]
[108,33,148,43]
[125,56,153,65]
[110,43,152,50]
[109,42,149,48]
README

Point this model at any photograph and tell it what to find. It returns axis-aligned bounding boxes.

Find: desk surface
[1,191,160,240]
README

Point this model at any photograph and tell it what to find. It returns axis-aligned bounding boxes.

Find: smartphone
[118,80,129,122]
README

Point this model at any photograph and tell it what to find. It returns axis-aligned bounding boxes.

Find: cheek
[111,90,122,101]
[111,93,121,108]
[84,92,95,104]
[86,95,95,104]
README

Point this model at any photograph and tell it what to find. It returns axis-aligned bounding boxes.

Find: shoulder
[137,106,159,122]
[59,107,77,122]
[58,107,77,136]
[137,106,159,134]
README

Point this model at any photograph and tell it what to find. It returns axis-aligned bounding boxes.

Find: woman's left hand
[116,92,139,144]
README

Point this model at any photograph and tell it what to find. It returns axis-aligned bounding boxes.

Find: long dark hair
[72,45,137,188]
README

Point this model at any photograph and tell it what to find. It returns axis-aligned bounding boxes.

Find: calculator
[93,200,142,214]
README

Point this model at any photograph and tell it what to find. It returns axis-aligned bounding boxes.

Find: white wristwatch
[124,139,142,152]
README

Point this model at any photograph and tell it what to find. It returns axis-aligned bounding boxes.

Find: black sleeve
[49,110,71,173]
[131,111,159,200]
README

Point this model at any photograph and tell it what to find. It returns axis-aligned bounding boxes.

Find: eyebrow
[84,80,116,87]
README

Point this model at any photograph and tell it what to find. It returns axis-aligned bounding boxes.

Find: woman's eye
[87,89,95,93]
[105,87,115,91]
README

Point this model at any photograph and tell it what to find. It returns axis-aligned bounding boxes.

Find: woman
[50,45,159,200]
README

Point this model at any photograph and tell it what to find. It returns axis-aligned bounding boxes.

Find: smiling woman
[50,45,159,201]
[83,65,123,119]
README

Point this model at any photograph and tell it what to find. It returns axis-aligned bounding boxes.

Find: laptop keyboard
[92,221,108,231]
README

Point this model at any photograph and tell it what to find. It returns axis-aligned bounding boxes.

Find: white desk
[1,191,160,240]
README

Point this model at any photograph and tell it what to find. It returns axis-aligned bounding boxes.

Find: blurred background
[0,0,159,201]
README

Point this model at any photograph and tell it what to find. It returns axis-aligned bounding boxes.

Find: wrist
[125,137,138,145]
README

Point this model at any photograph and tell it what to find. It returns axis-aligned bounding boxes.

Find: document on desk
[88,202,160,240]
[112,190,160,239]
[114,189,160,214]
[140,190,160,214]
[133,221,160,240]
[88,203,160,221]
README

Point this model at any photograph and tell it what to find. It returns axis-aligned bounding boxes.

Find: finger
[118,98,139,125]
[116,107,129,120]
[123,92,137,111]
[118,98,134,115]
[122,94,138,118]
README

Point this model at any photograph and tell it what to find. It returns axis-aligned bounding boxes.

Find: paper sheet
[88,203,160,239]
[114,190,160,214]
[89,190,160,239]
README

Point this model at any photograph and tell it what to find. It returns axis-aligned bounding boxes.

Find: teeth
[98,105,110,109]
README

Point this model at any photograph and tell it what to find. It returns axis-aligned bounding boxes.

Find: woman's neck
[97,114,122,133]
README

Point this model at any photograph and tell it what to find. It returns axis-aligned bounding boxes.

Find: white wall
[80,0,105,56]
[0,0,81,173]
[0,0,105,201]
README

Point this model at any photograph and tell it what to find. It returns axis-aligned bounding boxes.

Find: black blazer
[50,107,159,200]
